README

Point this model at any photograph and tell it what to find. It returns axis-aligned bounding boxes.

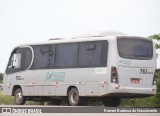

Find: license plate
[131,78,141,83]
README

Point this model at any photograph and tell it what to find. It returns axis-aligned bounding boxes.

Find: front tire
[14,88,26,105]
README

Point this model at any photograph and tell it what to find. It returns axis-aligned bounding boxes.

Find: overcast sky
[0,0,160,73]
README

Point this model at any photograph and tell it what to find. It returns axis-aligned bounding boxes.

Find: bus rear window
[117,37,153,60]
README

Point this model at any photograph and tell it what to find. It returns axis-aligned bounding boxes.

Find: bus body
[3,32,157,106]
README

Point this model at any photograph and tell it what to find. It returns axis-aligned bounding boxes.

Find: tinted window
[30,40,108,69]
[20,48,32,70]
[55,43,78,67]
[78,41,101,66]
[117,37,153,60]
[6,47,32,74]
[31,45,55,69]
[79,41,108,67]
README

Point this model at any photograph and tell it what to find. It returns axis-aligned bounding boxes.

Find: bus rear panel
[108,36,157,97]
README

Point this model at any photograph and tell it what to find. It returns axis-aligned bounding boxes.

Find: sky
[0,0,160,73]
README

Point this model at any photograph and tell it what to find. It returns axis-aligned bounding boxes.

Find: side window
[8,53,21,69]
[55,43,78,67]
[21,48,32,70]
[78,41,108,67]
[100,41,108,66]
[78,41,101,66]
[29,40,108,70]
[6,47,32,74]
[31,45,55,69]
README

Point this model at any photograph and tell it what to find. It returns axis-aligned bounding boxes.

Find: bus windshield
[117,37,153,60]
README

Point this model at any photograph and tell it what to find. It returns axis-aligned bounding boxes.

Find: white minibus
[3,31,157,106]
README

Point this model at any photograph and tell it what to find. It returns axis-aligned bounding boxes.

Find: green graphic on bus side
[118,58,131,65]
[45,71,65,82]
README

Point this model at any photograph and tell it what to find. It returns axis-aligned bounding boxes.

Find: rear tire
[68,88,87,106]
[14,88,26,105]
[103,97,121,107]
[68,88,79,106]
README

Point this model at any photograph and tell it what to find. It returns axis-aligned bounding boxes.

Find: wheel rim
[16,92,22,103]
[71,92,78,104]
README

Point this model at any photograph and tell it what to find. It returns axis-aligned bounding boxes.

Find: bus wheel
[103,97,121,107]
[14,88,26,105]
[68,88,80,106]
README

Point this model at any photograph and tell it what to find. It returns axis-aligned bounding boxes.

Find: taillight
[111,67,118,83]
[152,71,157,85]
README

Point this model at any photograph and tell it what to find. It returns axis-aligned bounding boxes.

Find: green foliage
[0,91,15,105]
[149,33,160,49]
[149,34,160,41]
[0,73,3,83]
[0,91,41,105]
[153,69,160,106]
[121,69,160,107]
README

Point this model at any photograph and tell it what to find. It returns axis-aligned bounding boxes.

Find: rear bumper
[106,84,156,98]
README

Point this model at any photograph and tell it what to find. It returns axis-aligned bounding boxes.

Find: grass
[0,91,160,107]
[121,71,160,107]
[121,96,159,107]
[0,91,41,105]
[0,91,15,105]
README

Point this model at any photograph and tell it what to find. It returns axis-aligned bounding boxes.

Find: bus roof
[13,31,150,49]
[72,30,125,39]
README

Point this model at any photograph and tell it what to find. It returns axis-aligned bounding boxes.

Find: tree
[149,33,160,107]
[0,73,3,83]
[149,33,160,50]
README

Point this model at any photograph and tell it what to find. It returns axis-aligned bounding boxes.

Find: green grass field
[0,91,41,105]
[0,91,159,107]
[0,91,14,105]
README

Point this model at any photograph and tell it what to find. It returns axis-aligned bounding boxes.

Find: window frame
[30,40,108,70]
[31,44,56,69]
[6,46,33,74]
[55,43,79,68]
[117,37,153,60]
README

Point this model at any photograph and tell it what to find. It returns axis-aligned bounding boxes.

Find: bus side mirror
[12,53,21,68]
